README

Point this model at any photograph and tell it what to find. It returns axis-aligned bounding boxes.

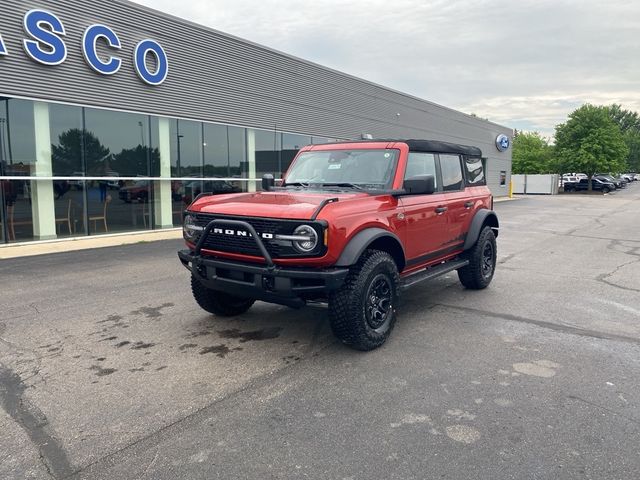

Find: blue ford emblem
[496,134,510,152]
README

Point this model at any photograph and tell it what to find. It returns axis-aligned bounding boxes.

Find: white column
[154,117,173,228]
[246,129,256,192]
[31,101,56,240]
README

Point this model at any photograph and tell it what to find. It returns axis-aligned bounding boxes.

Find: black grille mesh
[193,213,322,258]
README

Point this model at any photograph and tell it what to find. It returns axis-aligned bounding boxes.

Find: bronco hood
[190,191,367,220]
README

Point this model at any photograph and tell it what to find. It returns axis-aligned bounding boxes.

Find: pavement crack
[434,304,640,345]
[0,364,74,479]
[566,394,640,425]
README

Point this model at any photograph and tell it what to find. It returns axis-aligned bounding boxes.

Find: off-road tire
[328,250,399,351]
[457,226,497,290]
[191,274,255,316]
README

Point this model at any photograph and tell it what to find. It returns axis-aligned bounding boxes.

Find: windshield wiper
[283,181,310,188]
[319,182,364,190]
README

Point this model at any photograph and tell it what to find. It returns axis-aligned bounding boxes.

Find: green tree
[512,131,553,174]
[555,104,629,190]
[607,104,640,171]
[51,129,110,175]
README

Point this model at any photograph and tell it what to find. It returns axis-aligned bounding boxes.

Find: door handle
[464,201,474,209]
[435,206,447,214]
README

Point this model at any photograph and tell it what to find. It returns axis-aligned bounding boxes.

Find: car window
[439,154,464,191]
[405,152,437,188]
[464,156,485,186]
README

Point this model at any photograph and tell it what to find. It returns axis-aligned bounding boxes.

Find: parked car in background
[621,174,635,182]
[595,174,624,189]
[564,177,616,193]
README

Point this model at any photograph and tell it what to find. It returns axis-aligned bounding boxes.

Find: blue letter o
[134,39,168,85]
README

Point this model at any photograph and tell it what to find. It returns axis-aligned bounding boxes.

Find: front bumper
[178,249,348,308]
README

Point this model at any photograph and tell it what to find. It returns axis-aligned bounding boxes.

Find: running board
[400,259,469,291]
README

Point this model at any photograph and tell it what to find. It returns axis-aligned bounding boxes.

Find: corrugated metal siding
[0,0,512,186]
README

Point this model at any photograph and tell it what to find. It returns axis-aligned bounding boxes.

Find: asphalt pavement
[1,186,639,479]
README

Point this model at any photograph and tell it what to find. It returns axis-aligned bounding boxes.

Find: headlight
[183,214,203,240]
[291,224,318,253]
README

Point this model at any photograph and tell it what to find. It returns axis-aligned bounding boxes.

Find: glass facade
[0,96,342,244]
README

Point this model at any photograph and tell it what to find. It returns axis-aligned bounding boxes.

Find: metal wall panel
[0,0,512,189]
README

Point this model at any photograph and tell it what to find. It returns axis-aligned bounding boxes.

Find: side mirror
[262,174,275,191]
[402,174,436,195]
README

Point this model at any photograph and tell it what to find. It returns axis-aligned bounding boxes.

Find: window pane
[465,156,485,186]
[405,152,437,187]
[254,129,279,178]
[170,119,202,177]
[84,108,151,177]
[0,98,36,176]
[50,104,83,176]
[228,126,246,178]
[203,123,228,177]
[440,154,463,191]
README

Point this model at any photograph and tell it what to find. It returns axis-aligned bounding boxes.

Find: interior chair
[89,195,111,233]
[55,198,73,235]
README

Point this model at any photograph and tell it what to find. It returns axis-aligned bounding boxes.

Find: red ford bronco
[178,140,498,350]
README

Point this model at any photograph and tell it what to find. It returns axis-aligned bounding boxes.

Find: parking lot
[1,186,639,479]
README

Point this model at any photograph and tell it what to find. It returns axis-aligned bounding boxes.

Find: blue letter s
[0,33,7,55]
[82,24,122,75]
[23,9,67,65]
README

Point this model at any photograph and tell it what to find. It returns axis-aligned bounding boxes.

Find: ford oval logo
[496,134,510,152]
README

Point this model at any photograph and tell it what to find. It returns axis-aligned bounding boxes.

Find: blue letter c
[83,24,122,75]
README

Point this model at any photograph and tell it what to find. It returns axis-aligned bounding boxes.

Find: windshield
[284,149,399,190]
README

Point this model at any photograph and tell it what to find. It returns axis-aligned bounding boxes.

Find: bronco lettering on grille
[211,227,274,239]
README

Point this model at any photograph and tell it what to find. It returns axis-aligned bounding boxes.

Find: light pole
[0,118,5,166]
[138,121,145,146]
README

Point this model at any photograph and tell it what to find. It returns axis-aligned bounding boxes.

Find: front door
[399,152,450,267]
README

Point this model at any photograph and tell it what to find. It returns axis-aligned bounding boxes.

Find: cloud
[131,0,640,137]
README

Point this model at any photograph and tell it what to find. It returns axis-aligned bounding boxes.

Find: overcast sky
[132,0,639,138]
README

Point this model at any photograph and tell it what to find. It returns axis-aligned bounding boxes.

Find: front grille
[192,213,324,258]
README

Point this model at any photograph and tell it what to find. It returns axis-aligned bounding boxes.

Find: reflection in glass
[0,98,36,176]
[170,119,202,177]
[282,133,311,174]
[1,180,34,242]
[229,126,247,178]
[50,104,83,176]
[254,129,280,178]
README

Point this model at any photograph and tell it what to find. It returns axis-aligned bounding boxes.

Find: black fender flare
[463,209,499,250]
[335,228,405,269]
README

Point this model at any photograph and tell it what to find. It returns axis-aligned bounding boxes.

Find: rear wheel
[602,187,610,194]
[191,274,255,316]
[328,250,399,351]
[457,226,497,290]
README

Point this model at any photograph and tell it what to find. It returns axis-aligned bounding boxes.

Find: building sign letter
[82,24,122,75]
[134,39,169,85]
[23,9,67,66]
[0,33,7,55]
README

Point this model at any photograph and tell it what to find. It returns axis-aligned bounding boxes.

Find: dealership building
[0,0,512,245]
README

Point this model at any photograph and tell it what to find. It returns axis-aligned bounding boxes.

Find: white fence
[511,174,559,195]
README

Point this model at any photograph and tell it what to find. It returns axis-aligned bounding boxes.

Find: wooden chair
[89,195,111,233]
[6,204,33,241]
[55,198,73,235]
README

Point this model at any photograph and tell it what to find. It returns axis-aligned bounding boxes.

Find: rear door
[399,152,449,266]
[438,154,469,247]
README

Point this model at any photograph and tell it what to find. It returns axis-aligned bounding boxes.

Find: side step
[399,259,469,291]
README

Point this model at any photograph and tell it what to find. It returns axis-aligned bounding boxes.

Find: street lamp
[138,121,145,146]
[0,118,5,165]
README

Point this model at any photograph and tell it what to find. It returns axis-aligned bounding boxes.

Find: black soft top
[403,139,482,157]
[324,139,482,157]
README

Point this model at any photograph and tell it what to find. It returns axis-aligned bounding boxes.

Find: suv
[178,140,499,350]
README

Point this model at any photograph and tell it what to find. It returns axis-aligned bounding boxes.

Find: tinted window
[464,156,485,186]
[405,152,437,188]
[439,154,463,191]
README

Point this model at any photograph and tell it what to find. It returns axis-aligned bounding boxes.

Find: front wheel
[191,274,255,316]
[457,226,497,290]
[328,250,399,351]
[602,187,610,194]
